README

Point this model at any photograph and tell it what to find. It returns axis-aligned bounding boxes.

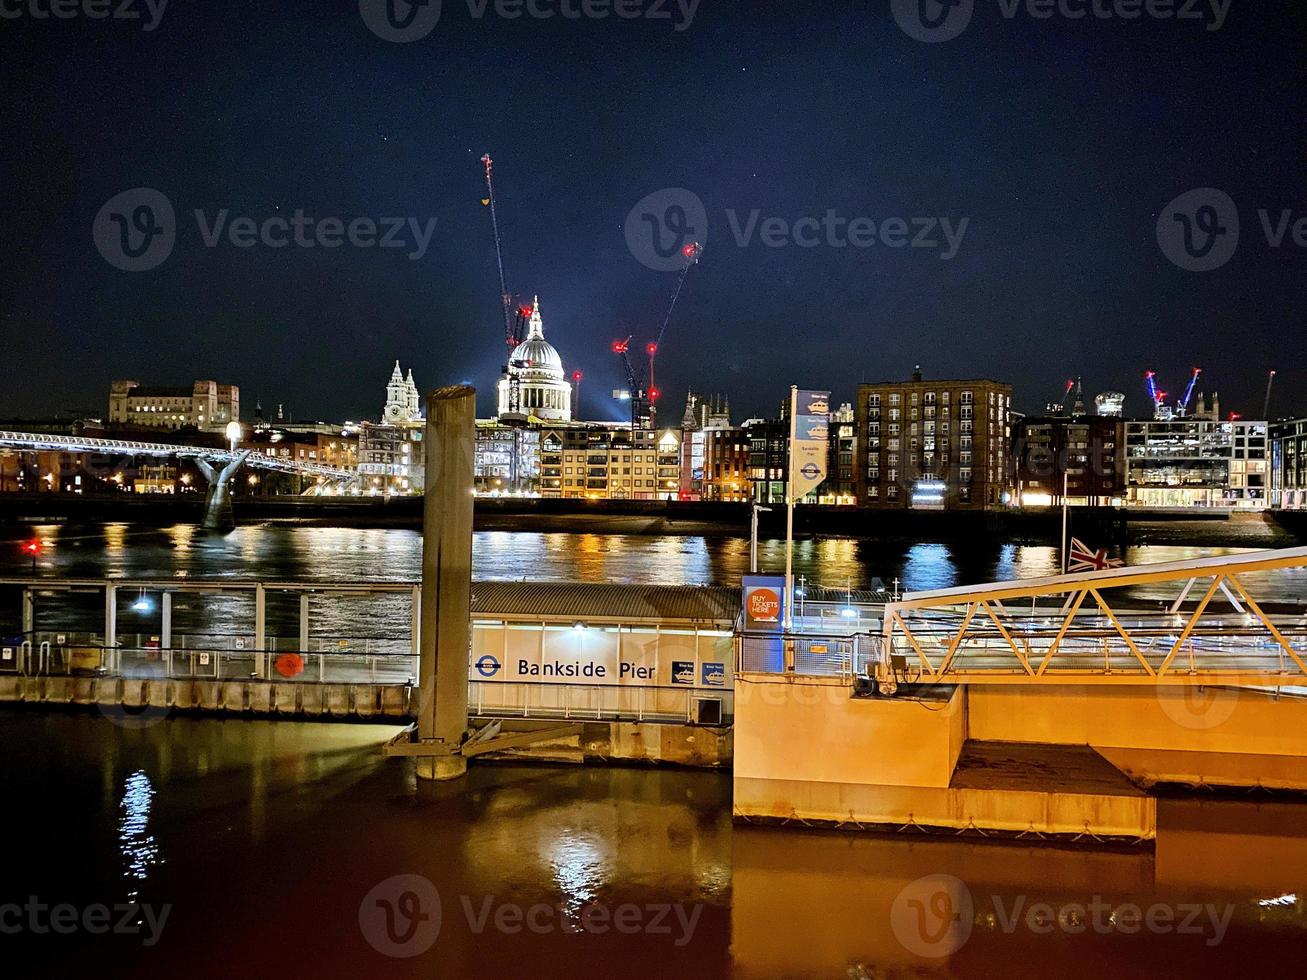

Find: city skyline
[2,4,1304,422]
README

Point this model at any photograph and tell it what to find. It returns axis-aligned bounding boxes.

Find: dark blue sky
[1,0,1303,422]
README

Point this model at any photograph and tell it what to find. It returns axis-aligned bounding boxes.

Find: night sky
[2,0,1303,423]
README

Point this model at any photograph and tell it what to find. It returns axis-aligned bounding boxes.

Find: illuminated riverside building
[1271,418,1307,510]
[357,361,424,495]
[109,379,239,433]
[1014,415,1125,507]
[1125,414,1269,509]
[855,369,1012,511]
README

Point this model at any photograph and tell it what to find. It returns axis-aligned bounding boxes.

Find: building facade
[109,380,239,432]
[1013,415,1125,507]
[357,361,425,494]
[1272,419,1307,510]
[701,427,751,502]
[855,371,1012,510]
[1125,418,1269,509]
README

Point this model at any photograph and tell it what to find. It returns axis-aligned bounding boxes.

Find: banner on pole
[789,389,830,501]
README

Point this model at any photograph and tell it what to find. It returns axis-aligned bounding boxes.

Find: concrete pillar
[104,584,117,673]
[161,593,172,650]
[416,385,476,781]
[299,593,310,652]
[21,589,33,636]
[254,584,266,678]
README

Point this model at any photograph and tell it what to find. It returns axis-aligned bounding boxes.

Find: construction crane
[611,242,702,429]
[1046,379,1077,416]
[1263,369,1278,420]
[481,154,533,415]
[1145,368,1203,420]
[1178,367,1202,416]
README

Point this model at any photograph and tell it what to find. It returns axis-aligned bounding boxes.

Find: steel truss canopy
[0,430,351,480]
[881,546,1307,687]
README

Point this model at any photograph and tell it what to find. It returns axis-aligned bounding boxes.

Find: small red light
[646,343,657,356]
[572,371,583,382]
[649,388,661,401]
[24,541,40,556]
[613,341,628,354]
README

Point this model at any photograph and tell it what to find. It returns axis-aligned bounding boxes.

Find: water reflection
[0,521,1299,602]
[117,769,159,903]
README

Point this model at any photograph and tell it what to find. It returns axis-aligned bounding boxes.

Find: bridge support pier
[194,452,249,532]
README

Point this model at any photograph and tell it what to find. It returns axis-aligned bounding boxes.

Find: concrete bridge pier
[194,452,249,532]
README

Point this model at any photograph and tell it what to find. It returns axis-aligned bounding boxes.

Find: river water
[3,522,1305,976]
[0,519,1297,593]
[3,710,1305,978]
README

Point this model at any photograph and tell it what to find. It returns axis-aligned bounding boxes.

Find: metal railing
[0,429,352,480]
[470,679,732,725]
[880,546,1307,686]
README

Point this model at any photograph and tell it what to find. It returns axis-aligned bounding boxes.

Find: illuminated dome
[497,297,573,422]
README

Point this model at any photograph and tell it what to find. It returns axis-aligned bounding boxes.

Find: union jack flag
[1067,537,1125,573]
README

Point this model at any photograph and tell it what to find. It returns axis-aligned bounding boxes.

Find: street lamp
[22,540,40,574]
[225,420,242,453]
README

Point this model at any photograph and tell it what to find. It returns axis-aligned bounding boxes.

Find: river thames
[2,521,1305,977]
[3,709,1305,978]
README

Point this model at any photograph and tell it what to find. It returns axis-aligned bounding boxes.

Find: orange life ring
[275,653,305,678]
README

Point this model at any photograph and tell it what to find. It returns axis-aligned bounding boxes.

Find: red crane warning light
[646,343,658,357]
[613,340,629,354]
[572,371,583,383]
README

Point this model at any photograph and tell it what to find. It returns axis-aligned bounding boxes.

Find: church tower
[383,360,421,424]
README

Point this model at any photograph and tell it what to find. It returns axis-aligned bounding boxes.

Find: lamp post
[24,540,40,575]
[225,420,242,454]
